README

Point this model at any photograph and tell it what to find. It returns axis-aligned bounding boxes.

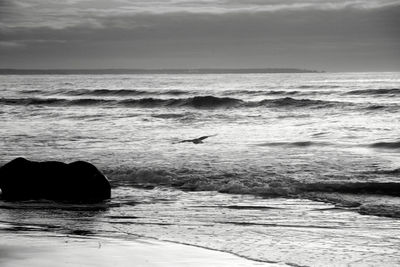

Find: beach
[1,187,400,266]
[0,228,278,267]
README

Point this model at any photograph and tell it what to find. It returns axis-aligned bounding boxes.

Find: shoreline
[0,227,281,267]
[1,187,400,266]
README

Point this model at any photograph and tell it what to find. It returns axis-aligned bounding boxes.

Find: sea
[0,72,400,266]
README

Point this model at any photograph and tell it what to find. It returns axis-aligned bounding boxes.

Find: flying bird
[177,134,217,144]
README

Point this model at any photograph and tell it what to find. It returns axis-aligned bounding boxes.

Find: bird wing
[176,134,217,144]
[198,134,217,141]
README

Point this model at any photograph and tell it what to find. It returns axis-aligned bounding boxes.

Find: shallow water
[1,187,400,266]
[1,72,400,265]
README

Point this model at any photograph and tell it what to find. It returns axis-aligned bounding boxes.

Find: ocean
[1,72,400,266]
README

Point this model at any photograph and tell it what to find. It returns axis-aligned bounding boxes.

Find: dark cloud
[0,2,399,70]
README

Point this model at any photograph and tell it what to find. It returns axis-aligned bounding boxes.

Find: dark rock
[0,157,111,202]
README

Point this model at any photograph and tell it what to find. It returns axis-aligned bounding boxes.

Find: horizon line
[0,68,324,74]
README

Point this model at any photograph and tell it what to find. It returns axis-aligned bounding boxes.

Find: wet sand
[0,230,280,267]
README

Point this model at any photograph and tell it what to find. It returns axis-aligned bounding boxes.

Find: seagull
[177,134,217,144]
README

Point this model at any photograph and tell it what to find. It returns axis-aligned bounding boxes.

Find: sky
[0,0,399,71]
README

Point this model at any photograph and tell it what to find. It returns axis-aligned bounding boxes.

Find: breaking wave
[0,96,241,108]
[298,182,400,196]
[0,96,342,109]
[103,165,400,218]
[121,96,242,108]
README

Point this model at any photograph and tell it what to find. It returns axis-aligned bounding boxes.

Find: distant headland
[0,68,323,75]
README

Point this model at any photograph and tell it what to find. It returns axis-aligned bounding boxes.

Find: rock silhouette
[0,157,111,202]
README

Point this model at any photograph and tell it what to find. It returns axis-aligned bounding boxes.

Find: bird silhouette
[177,134,217,144]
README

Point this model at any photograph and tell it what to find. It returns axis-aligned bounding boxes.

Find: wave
[120,96,243,108]
[255,97,337,108]
[151,112,196,120]
[0,97,116,106]
[19,89,191,97]
[70,89,189,96]
[20,89,43,94]
[375,168,400,175]
[256,141,333,147]
[64,89,151,96]
[0,96,241,108]
[223,90,301,96]
[151,113,187,119]
[0,96,354,110]
[0,98,68,105]
[365,105,386,110]
[265,90,299,95]
[370,141,400,149]
[346,88,400,95]
[104,165,400,198]
[1,159,398,218]
[298,85,341,89]
[103,165,400,219]
[20,88,340,98]
[259,141,400,150]
[164,90,189,96]
[298,182,400,197]
[359,204,400,218]
[223,90,337,96]
[303,190,400,218]
[364,104,400,112]
[69,98,114,105]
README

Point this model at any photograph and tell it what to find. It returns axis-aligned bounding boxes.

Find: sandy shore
[0,231,280,267]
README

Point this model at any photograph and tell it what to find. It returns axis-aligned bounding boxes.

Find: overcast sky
[0,0,399,71]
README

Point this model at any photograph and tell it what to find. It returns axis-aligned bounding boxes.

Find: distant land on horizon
[0,68,323,75]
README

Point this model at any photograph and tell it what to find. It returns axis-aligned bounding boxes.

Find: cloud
[2,4,398,40]
[1,0,399,30]
[0,41,23,48]
[0,0,17,17]
[0,0,399,70]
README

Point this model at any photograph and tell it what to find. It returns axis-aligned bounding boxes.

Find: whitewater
[1,72,400,266]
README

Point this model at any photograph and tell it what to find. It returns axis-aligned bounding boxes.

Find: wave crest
[299,182,400,196]
[66,89,149,96]
[19,88,191,97]
[256,141,332,147]
[66,89,190,96]
[346,88,400,95]
[370,141,400,149]
[257,97,336,108]
[121,96,242,108]
[0,96,349,109]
